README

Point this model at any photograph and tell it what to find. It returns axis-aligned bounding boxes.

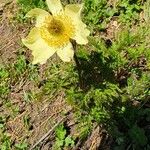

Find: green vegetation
[52,124,75,150]
[0,0,150,149]
[16,0,47,22]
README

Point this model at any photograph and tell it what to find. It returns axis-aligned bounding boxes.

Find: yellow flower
[22,0,90,64]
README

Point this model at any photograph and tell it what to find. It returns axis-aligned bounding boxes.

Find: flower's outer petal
[65,4,83,17]
[65,4,90,45]
[26,8,51,27]
[46,0,63,14]
[56,42,74,62]
[22,28,56,64]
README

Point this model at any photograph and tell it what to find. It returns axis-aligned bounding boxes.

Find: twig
[29,116,67,150]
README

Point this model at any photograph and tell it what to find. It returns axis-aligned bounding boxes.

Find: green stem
[72,40,83,89]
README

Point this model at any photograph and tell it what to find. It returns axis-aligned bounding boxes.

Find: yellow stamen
[40,14,75,48]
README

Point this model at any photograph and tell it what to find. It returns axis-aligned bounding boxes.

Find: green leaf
[15,142,28,150]
[55,125,66,140]
[65,136,75,147]
[128,125,148,146]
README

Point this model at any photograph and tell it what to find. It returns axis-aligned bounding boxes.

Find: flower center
[40,14,75,48]
[48,19,64,35]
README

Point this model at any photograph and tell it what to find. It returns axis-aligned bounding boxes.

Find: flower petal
[22,28,56,64]
[65,4,83,17]
[56,42,74,62]
[65,4,90,45]
[46,0,63,15]
[26,8,51,27]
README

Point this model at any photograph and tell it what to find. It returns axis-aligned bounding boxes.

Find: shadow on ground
[71,47,150,150]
